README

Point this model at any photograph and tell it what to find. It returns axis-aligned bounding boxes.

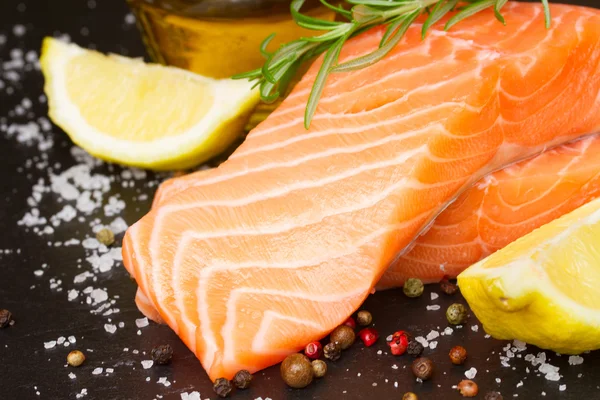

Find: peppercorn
[403,278,424,298]
[356,310,372,326]
[406,340,424,357]
[323,342,341,361]
[67,350,86,367]
[96,228,115,246]
[304,341,323,359]
[330,325,355,350]
[0,309,12,328]
[151,344,173,365]
[484,392,503,400]
[402,393,418,400]
[440,276,458,295]
[280,353,314,388]
[312,359,327,378]
[446,303,468,325]
[213,377,233,398]
[358,328,379,347]
[232,369,252,389]
[388,330,409,356]
[449,345,467,365]
[343,316,356,329]
[457,380,478,397]
[411,357,434,381]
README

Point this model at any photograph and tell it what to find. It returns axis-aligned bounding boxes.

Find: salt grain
[181,392,201,400]
[92,368,103,375]
[568,355,584,365]
[464,367,477,379]
[141,360,153,369]
[559,385,566,391]
[135,317,149,328]
[103,324,117,334]
[430,292,439,300]
[44,341,57,349]
[68,372,76,379]
[426,305,441,311]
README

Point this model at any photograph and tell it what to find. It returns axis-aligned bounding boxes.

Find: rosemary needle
[233,0,552,129]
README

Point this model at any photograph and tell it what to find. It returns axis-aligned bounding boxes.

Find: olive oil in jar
[127,0,336,78]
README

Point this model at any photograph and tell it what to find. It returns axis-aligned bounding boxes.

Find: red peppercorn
[343,317,356,330]
[388,330,409,356]
[304,341,322,359]
[358,328,379,347]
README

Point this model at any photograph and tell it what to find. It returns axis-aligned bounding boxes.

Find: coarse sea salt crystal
[180,392,201,400]
[141,360,153,369]
[92,368,103,375]
[157,377,171,387]
[415,336,429,348]
[44,341,57,349]
[471,325,479,332]
[516,381,523,388]
[57,337,65,345]
[104,324,117,334]
[429,341,438,350]
[444,327,453,335]
[74,271,93,284]
[68,289,79,301]
[426,305,441,311]
[464,368,477,379]
[559,385,566,391]
[91,288,108,304]
[68,336,76,343]
[426,330,439,341]
[76,388,87,399]
[34,270,44,276]
[106,368,114,374]
[68,372,76,380]
[430,292,439,300]
[568,356,584,365]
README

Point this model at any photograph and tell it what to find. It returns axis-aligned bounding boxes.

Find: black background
[1,0,599,399]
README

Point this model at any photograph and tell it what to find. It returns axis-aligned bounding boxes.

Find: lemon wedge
[458,197,600,354]
[40,37,259,170]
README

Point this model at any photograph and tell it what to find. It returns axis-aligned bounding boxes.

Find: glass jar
[127,0,335,78]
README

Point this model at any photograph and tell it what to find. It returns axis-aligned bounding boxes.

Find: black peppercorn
[213,377,233,398]
[330,325,355,350]
[446,303,468,325]
[0,309,12,328]
[151,344,173,365]
[233,369,252,389]
[406,340,424,357]
[356,310,372,326]
[411,357,434,380]
[484,392,503,400]
[281,353,313,388]
[440,276,458,295]
[323,342,341,361]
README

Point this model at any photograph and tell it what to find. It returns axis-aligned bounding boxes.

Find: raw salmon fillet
[153,135,600,290]
[123,3,600,380]
[377,135,600,289]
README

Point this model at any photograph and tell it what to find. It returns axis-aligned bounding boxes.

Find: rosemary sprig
[233,0,551,129]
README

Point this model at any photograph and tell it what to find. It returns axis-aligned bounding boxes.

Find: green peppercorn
[67,350,85,367]
[402,393,418,400]
[411,357,434,380]
[281,353,313,388]
[403,278,424,298]
[330,325,355,350]
[484,392,503,400]
[232,369,252,389]
[356,310,372,326]
[312,359,327,378]
[96,228,115,246]
[446,303,468,325]
[213,377,233,398]
[323,342,341,361]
